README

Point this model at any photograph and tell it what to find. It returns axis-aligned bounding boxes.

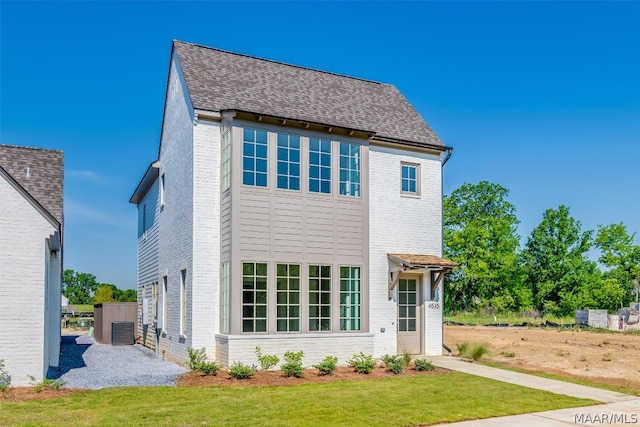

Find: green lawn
[0,372,596,426]
[445,312,574,326]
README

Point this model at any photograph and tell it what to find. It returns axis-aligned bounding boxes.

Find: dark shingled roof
[173,40,444,148]
[0,144,64,224]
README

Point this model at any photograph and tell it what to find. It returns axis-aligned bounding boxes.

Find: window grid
[339,266,361,331]
[308,138,331,194]
[180,270,187,335]
[242,129,268,187]
[401,163,418,195]
[398,279,417,332]
[222,130,231,190]
[339,143,361,197]
[221,262,230,334]
[309,265,331,331]
[276,264,300,332]
[242,262,268,333]
[276,134,301,190]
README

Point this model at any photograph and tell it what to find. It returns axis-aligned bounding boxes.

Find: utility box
[112,322,135,346]
[588,310,608,329]
[94,303,137,345]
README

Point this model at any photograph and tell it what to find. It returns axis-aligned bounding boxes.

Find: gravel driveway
[47,335,188,389]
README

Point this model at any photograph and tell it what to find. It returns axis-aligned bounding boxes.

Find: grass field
[0,372,596,426]
[445,312,574,326]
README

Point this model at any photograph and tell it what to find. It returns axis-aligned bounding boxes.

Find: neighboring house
[130,40,456,367]
[0,144,63,386]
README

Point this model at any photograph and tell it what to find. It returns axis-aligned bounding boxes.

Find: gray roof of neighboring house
[0,144,64,224]
[173,40,445,149]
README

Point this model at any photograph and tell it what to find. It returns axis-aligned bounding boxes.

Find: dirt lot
[444,325,640,392]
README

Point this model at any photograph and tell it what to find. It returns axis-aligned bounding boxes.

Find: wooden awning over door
[387,254,457,300]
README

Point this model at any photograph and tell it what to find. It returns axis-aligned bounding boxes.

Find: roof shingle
[173,40,444,148]
[0,144,64,224]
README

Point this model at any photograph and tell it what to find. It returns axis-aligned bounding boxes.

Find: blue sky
[1,1,638,289]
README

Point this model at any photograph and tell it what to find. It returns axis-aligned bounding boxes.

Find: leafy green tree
[93,285,114,304]
[116,289,137,302]
[62,269,99,304]
[443,181,526,313]
[595,223,640,303]
[521,205,600,316]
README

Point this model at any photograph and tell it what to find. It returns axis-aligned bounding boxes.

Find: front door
[397,278,421,354]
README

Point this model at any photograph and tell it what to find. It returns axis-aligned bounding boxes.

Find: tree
[63,269,99,304]
[595,223,640,304]
[521,205,600,316]
[443,181,526,313]
[93,285,114,304]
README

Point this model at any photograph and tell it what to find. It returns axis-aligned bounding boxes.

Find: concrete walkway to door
[426,356,640,426]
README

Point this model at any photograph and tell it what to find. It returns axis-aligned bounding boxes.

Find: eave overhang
[387,253,457,300]
[129,161,160,204]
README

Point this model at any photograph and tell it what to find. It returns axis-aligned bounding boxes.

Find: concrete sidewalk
[427,356,640,426]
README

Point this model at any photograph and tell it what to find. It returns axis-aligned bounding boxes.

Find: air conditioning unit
[111,321,135,346]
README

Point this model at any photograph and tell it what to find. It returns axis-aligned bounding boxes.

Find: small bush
[188,347,207,370]
[381,355,403,374]
[255,346,280,371]
[27,376,66,393]
[313,356,338,375]
[187,347,219,375]
[281,351,304,378]
[457,342,490,361]
[414,359,435,372]
[0,359,12,395]
[228,362,256,380]
[501,351,516,358]
[401,352,413,367]
[348,352,376,374]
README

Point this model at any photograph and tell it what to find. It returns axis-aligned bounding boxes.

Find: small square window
[401,163,420,196]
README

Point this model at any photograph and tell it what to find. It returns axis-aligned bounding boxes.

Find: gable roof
[173,40,445,149]
[0,144,64,224]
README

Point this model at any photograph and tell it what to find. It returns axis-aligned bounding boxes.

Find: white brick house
[130,40,455,368]
[0,145,63,386]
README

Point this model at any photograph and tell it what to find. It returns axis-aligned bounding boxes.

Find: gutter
[441,146,453,166]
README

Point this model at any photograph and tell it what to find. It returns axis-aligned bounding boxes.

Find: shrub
[381,355,403,374]
[187,347,220,375]
[281,351,305,378]
[255,346,280,371]
[27,376,66,393]
[0,359,11,395]
[501,351,516,358]
[228,362,256,380]
[414,359,435,372]
[348,352,376,374]
[457,342,490,361]
[401,352,413,367]
[313,356,338,376]
[188,347,207,370]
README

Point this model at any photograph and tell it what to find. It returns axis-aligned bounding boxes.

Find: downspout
[440,146,453,355]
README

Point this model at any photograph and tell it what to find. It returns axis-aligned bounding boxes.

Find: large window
[309,138,331,194]
[276,264,300,332]
[339,266,361,331]
[222,130,231,190]
[339,143,361,197]
[401,163,419,196]
[276,134,301,190]
[309,265,331,331]
[221,262,230,334]
[242,262,268,333]
[243,129,268,187]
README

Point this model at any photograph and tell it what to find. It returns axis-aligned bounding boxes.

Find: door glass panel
[398,279,418,332]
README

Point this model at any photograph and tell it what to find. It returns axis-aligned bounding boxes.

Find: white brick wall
[216,333,375,368]
[369,144,443,357]
[154,54,196,363]
[192,119,221,355]
[0,176,60,386]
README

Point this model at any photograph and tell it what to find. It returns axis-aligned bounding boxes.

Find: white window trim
[400,162,421,198]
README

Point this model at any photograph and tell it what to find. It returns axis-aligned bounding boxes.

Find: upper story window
[243,129,268,187]
[401,163,419,196]
[309,138,331,194]
[276,133,301,191]
[339,142,361,197]
[222,130,231,191]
